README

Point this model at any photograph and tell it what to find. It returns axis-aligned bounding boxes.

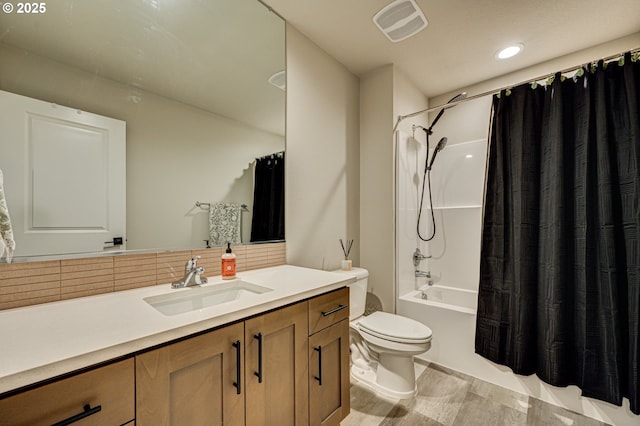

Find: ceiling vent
[373,0,428,42]
[268,70,286,91]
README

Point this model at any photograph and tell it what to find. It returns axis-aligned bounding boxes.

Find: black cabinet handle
[254,332,263,383]
[232,340,241,395]
[314,346,323,386]
[321,304,348,317]
[51,404,102,426]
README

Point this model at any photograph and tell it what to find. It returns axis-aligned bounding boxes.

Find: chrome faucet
[172,256,208,288]
[415,270,431,278]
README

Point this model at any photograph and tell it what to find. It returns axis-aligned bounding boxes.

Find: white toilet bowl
[333,268,432,399]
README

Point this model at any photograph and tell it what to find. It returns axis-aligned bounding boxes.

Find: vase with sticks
[339,238,354,271]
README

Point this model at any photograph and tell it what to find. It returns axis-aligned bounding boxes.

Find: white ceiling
[263,0,640,98]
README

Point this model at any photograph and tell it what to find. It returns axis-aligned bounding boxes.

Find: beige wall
[359,66,394,311]
[284,25,360,270]
[0,43,284,252]
[359,65,428,313]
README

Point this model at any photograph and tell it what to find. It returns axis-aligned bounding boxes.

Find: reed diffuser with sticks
[339,238,354,271]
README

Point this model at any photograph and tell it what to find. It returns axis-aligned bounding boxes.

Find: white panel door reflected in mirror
[0,90,126,257]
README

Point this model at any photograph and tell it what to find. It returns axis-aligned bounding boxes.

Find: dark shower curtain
[250,153,285,242]
[476,53,640,414]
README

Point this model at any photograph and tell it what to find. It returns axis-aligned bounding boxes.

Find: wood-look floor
[342,362,609,426]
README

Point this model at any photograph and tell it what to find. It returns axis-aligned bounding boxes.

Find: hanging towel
[0,170,16,263]
[209,203,242,246]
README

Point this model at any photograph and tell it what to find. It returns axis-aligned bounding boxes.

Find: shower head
[427,92,467,134]
[447,92,468,104]
[427,137,447,170]
[435,136,448,151]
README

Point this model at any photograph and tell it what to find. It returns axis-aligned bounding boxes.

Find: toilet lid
[358,311,432,344]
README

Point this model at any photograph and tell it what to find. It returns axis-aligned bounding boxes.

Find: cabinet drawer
[308,287,349,335]
[0,358,135,426]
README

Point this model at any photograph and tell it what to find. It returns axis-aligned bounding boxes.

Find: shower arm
[425,109,445,134]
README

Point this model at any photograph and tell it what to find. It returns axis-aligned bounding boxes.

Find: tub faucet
[172,256,208,288]
[415,270,431,278]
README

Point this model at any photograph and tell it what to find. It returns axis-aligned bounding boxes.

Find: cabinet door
[245,301,309,426]
[136,322,244,426]
[309,319,350,426]
[0,358,134,426]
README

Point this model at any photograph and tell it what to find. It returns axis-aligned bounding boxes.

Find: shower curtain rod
[394,47,640,131]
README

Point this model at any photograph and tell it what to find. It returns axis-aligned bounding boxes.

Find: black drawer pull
[321,304,348,317]
[51,404,101,426]
[232,340,241,395]
[314,346,323,386]
[254,332,263,383]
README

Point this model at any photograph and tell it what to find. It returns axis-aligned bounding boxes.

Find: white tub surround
[0,264,355,395]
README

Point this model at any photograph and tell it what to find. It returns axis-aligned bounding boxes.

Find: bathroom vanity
[0,265,353,425]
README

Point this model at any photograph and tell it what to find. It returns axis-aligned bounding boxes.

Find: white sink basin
[144,281,273,316]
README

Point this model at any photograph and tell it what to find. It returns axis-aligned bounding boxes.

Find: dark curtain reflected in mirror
[251,152,285,242]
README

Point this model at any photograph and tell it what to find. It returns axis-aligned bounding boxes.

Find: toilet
[335,267,432,399]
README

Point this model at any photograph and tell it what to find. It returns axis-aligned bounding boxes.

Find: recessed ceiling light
[496,43,524,60]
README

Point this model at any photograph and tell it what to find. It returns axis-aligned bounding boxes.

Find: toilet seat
[358,311,432,344]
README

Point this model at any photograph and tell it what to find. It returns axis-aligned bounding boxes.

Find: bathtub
[397,285,479,368]
[409,284,477,314]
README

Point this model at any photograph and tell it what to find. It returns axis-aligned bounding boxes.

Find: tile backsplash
[0,242,285,311]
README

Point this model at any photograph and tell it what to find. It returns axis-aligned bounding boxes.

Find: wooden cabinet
[308,288,350,426]
[0,358,134,426]
[136,300,310,426]
[136,322,245,425]
[245,301,309,426]
[1,287,350,426]
[134,293,348,426]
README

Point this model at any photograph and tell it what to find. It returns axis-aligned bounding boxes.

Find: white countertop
[0,265,355,394]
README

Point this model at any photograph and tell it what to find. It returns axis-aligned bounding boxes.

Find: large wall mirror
[0,0,285,259]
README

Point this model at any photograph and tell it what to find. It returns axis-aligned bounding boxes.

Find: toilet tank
[332,267,369,320]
